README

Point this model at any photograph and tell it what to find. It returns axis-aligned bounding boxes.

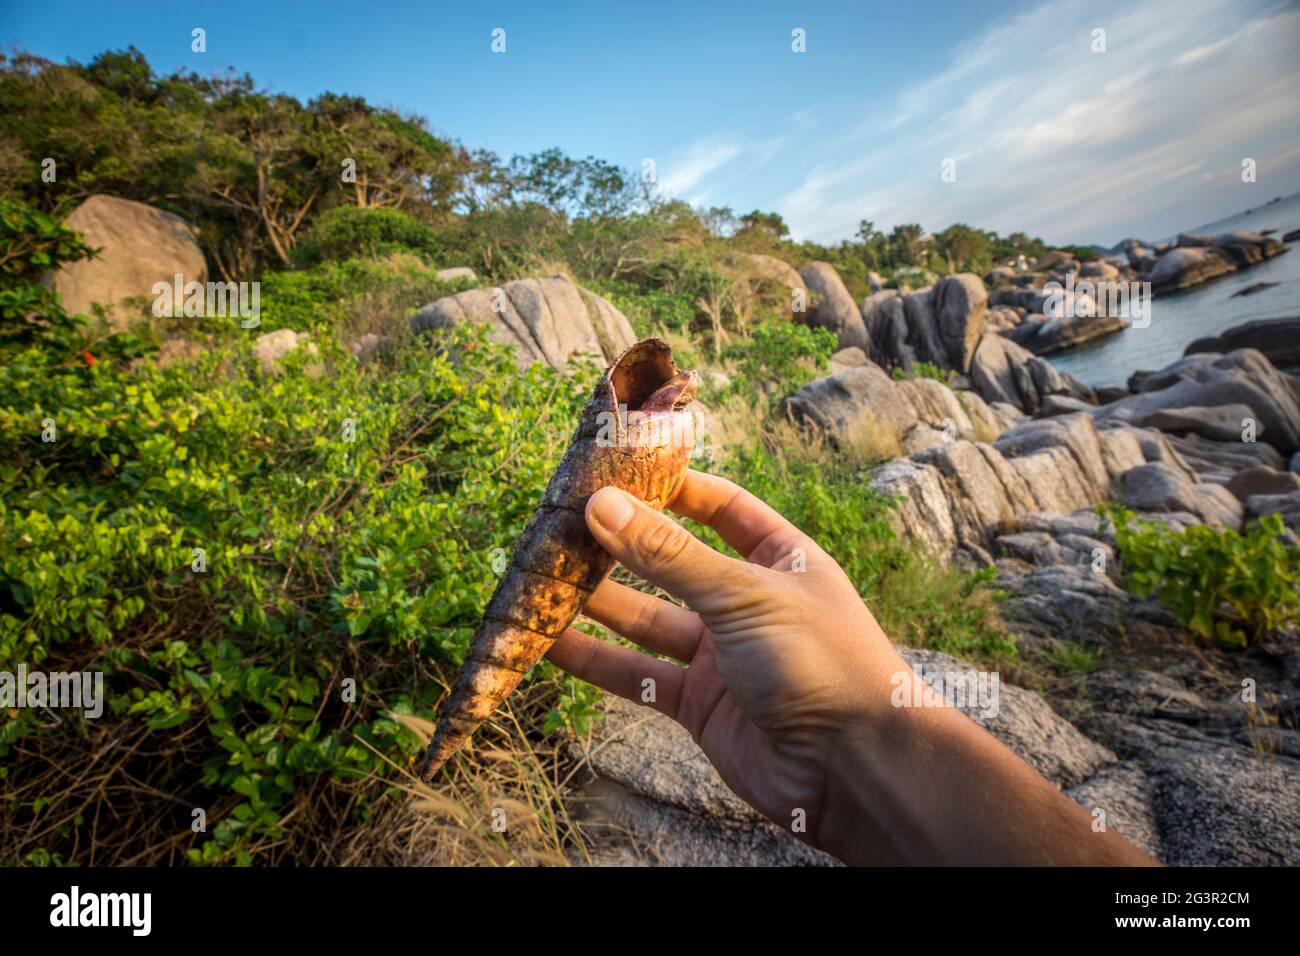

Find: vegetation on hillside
[0,47,1199,867]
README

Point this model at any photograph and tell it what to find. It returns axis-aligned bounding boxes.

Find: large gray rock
[1008,310,1128,355]
[929,274,988,372]
[1225,464,1300,502]
[1146,246,1235,293]
[1094,349,1300,454]
[898,648,1114,789]
[782,362,917,442]
[860,290,911,368]
[1186,317,1300,370]
[1122,462,1242,528]
[968,332,1094,414]
[409,275,636,372]
[798,262,868,351]
[50,195,208,328]
[1136,403,1255,443]
[569,696,834,866]
[1142,232,1288,295]
[781,362,997,453]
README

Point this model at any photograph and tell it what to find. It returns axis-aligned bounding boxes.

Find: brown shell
[419,339,697,780]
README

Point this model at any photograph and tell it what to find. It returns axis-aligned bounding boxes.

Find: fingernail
[588,487,636,533]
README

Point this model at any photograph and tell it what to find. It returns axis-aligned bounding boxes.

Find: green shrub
[585,277,696,338]
[890,361,957,386]
[0,197,96,350]
[1100,505,1300,648]
[721,321,837,406]
[0,298,599,862]
[293,206,441,266]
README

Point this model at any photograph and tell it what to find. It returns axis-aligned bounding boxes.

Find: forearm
[817,696,1158,866]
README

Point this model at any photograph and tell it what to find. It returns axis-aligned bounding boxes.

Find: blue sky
[5,0,1300,246]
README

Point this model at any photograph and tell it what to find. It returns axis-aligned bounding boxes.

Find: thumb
[585,486,744,608]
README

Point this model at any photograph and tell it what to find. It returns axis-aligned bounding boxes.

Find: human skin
[544,471,1158,866]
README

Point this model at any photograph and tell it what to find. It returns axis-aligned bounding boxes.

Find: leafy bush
[1100,505,1300,648]
[293,206,442,266]
[891,361,957,386]
[585,277,696,338]
[721,321,837,406]
[0,197,95,350]
[0,282,601,862]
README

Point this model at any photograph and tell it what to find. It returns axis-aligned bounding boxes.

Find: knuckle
[635,517,693,568]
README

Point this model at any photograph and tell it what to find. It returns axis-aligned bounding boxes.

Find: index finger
[667,470,806,563]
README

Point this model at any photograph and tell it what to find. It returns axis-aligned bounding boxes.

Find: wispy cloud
[658,140,743,197]
[766,0,1300,245]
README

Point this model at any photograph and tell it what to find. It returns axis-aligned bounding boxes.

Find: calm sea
[1045,192,1300,388]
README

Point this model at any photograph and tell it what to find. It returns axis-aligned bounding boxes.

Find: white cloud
[658,141,742,197]
[769,0,1300,246]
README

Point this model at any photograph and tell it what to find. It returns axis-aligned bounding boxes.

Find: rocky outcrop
[570,646,1118,865]
[861,274,988,373]
[49,195,208,328]
[252,328,319,375]
[408,275,637,372]
[968,332,1095,414]
[1185,317,1300,371]
[797,262,868,351]
[867,414,1158,562]
[1093,348,1300,455]
[435,266,477,282]
[1143,231,1287,295]
[781,359,1012,455]
[1121,463,1242,529]
[1004,310,1128,355]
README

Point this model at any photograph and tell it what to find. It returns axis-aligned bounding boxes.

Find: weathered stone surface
[1066,763,1162,859]
[898,648,1115,789]
[798,262,869,351]
[1163,431,1284,482]
[49,195,208,328]
[1122,462,1242,527]
[968,332,1093,414]
[569,696,835,866]
[930,274,987,372]
[435,266,476,282]
[1186,317,1300,370]
[1225,464,1300,502]
[408,275,636,372]
[252,328,319,375]
[783,362,917,440]
[1147,246,1235,293]
[1137,404,1255,443]
[828,346,869,374]
[1095,349,1300,454]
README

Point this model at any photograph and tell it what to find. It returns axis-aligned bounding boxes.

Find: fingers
[585,486,753,610]
[544,628,683,718]
[584,578,705,663]
[667,471,810,567]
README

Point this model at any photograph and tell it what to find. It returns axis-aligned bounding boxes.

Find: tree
[505,148,636,219]
[737,210,789,240]
[934,223,992,274]
[889,223,926,267]
[856,219,888,270]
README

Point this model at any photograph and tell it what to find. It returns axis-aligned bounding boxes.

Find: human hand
[545,469,912,852]
[545,470,1157,866]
